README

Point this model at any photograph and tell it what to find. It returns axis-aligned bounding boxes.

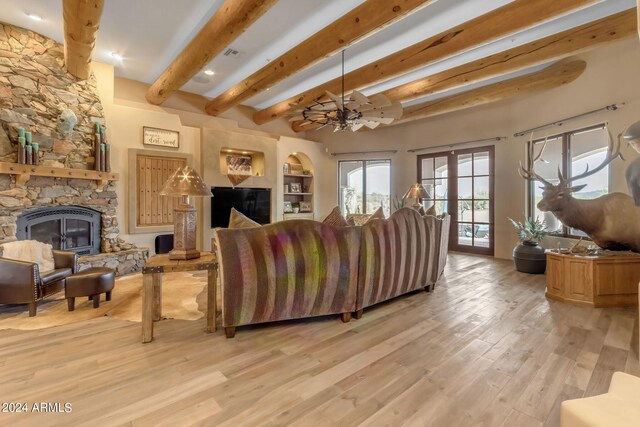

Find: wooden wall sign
[143,126,180,149]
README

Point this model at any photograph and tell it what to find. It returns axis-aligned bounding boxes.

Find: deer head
[519,128,623,214]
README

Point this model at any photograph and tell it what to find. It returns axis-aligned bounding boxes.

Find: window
[339,160,391,216]
[527,124,610,238]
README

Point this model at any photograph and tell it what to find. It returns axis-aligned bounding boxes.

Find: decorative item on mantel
[57,108,78,139]
[160,166,212,260]
[15,128,39,165]
[94,122,111,172]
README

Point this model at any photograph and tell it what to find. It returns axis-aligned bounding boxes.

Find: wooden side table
[141,252,217,343]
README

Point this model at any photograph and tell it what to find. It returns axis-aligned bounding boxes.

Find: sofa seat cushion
[40,268,72,286]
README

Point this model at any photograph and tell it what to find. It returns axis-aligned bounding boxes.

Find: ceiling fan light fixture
[288,51,402,132]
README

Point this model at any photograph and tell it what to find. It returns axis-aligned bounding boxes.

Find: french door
[418,146,495,256]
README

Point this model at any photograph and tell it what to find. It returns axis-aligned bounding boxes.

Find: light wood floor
[0,254,638,427]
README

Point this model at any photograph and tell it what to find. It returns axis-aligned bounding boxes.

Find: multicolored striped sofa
[213,208,450,337]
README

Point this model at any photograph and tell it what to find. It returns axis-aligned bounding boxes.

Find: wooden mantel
[0,162,118,189]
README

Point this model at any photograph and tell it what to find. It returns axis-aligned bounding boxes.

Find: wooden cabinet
[545,252,640,307]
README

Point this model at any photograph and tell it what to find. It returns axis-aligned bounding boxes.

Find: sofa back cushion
[214,219,361,327]
[322,206,348,227]
[228,208,260,229]
[0,240,55,272]
[357,208,435,310]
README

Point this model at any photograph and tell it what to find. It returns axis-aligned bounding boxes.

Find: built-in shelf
[284,174,313,178]
[0,162,119,189]
[284,192,313,196]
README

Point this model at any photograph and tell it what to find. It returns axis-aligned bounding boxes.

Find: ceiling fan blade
[325,91,343,110]
[350,123,365,132]
[288,114,305,122]
[368,94,392,108]
[350,90,370,106]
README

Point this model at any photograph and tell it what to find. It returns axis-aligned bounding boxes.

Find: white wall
[311,38,640,259]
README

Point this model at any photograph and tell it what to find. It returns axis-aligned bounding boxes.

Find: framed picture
[226,155,252,176]
[143,126,180,148]
[299,201,312,212]
[283,201,293,213]
[290,182,302,193]
[290,163,303,175]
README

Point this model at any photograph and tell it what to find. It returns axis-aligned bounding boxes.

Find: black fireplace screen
[16,206,101,255]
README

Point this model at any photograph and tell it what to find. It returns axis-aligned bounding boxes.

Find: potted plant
[508,216,549,274]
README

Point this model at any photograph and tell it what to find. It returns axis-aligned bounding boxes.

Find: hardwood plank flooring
[0,253,638,426]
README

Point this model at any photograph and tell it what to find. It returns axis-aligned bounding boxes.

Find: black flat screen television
[211,187,271,228]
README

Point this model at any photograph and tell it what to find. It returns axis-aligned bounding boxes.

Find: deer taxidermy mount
[519,128,640,252]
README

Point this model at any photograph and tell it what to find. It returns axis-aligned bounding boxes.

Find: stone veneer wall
[79,249,149,277]
[0,23,141,263]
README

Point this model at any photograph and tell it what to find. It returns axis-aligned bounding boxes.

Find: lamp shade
[403,183,431,200]
[160,166,212,197]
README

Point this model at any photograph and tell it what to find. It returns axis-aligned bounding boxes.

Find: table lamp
[160,165,212,260]
[403,183,431,209]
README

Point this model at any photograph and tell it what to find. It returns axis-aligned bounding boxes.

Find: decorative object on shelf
[57,108,77,139]
[289,50,402,132]
[302,169,311,176]
[226,154,252,187]
[143,126,180,148]
[292,203,300,214]
[520,128,640,252]
[100,143,106,172]
[289,163,303,175]
[403,183,430,209]
[283,201,293,213]
[93,123,111,172]
[159,165,212,260]
[299,201,312,213]
[31,143,39,166]
[104,144,111,172]
[508,216,549,274]
[25,144,32,165]
[290,182,301,193]
[17,127,26,164]
[284,184,289,194]
[283,163,290,174]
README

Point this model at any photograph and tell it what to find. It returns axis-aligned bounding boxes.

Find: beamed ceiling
[0,0,637,132]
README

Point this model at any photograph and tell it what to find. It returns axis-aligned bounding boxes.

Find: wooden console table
[141,252,217,343]
[546,251,640,308]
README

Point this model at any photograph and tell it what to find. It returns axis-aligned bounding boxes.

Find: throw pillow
[426,205,437,216]
[228,208,260,229]
[365,207,385,223]
[346,216,356,226]
[418,206,426,216]
[323,206,348,227]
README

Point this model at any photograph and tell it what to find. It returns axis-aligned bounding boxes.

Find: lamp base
[168,248,201,260]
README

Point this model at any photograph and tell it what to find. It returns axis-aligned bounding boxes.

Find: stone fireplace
[0,23,148,276]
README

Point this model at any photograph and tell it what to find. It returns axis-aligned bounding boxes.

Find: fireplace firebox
[16,206,101,255]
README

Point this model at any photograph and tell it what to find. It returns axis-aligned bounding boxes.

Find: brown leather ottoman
[65,267,115,311]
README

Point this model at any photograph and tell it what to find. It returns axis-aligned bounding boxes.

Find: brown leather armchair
[0,249,78,316]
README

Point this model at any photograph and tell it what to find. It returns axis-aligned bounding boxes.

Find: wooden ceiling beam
[380,9,636,104]
[146,0,277,105]
[391,60,587,126]
[292,9,635,133]
[254,0,598,126]
[204,0,434,116]
[63,0,105,80]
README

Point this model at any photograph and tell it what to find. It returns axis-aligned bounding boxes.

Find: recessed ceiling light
[110,52,123,61]
[204,69,215,76]
[26,13,43,21]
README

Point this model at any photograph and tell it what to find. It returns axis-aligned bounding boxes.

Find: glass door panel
[418,146,494,255]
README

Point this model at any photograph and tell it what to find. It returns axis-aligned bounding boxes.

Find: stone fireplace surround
[0,175,148,276]
[0,23,147,276]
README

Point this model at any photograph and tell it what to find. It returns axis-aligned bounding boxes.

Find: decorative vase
[513,240,547,274]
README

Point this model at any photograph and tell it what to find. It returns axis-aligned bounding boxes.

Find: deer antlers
[519,134,552,186]
[558,127,623,186]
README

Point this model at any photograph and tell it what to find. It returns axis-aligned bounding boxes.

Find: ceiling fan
[288,51,403,132]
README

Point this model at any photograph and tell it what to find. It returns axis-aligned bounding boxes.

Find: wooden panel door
[136,155,186,227]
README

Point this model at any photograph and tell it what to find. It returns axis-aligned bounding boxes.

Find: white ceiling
[0,0,635,111]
